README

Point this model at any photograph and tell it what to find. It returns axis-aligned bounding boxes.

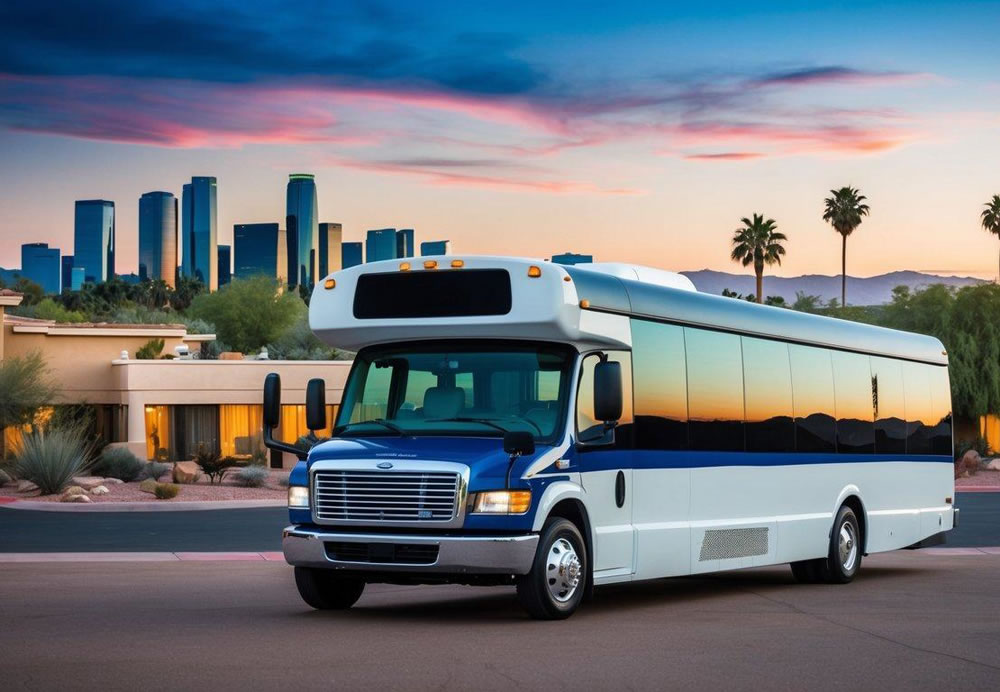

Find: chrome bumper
[282,526,539,575]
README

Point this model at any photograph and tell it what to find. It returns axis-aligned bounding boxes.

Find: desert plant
[13,427,93,495]
[135,338,165,360]
[193,444,235,484]
[0,351,56,459]
[154,482,181,500]
[94,446,145,481]
[234,465,269,488]
[277,475,290,488]
[142,461,170,481]
[730,214,787,304]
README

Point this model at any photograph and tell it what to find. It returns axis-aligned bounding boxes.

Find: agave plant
[14,427,93,495]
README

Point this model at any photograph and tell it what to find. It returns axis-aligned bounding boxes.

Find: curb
[0,499,286,512]
[0,551,286,563]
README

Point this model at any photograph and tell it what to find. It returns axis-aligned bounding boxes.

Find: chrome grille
[313,470,461,523]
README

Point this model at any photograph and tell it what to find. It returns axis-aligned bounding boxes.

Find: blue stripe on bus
[576,451,953,473]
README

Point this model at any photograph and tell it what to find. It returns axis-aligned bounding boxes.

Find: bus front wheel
[516,518,588,620]
[294,567,366,610]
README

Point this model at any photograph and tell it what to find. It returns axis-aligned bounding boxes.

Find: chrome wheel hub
[545,537,581,603]
[839,521,858,572]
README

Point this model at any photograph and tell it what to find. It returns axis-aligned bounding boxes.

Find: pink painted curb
[0,499,286,512]
[0,552,288,563]
[955,487,1000,493]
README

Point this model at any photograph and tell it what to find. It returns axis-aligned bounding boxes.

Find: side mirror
[306,378,327,432]
[263,373,281,428]
[503,430,535,457]
[593,360,623,423]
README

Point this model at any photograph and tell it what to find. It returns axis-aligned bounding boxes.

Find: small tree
[980,194,1000,282]
[0,352,56,459]
[730,213,786,304]
[189,275,304,354]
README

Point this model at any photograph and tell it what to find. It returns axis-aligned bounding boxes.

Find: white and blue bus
[264,256,957,619]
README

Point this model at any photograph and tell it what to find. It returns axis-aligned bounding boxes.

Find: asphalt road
[3,552,998,690]
[1,493,996,552]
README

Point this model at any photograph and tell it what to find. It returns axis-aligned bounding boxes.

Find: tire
[516,518,588,620]
[294,567,366,610]
[823,505,862,584]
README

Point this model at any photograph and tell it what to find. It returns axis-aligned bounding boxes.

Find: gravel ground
[0,468,289,503]
[956,469,1000,487]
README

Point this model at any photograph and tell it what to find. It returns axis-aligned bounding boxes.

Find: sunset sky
[1,1,998,278]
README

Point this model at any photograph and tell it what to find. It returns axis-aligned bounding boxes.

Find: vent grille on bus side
[698,527,769,561]
[313,470,460,522]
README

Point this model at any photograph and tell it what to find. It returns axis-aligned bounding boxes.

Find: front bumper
[282,526,539,575]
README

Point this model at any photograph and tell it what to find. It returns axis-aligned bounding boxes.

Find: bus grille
[313,470,461,523]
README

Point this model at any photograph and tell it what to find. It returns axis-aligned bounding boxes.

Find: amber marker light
[579,299,590,308]
[527,265,542,278]
[324,278,336,289]
[450,259,465,268]
[424,260,438,270]
[563,275,572,282]
[399,262,411,271]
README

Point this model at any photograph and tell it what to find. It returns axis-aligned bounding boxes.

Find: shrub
[234,466,269,488]
[135,338,165,360]
[154,483,181,500]
[13,427,92,495]
[193,444,235,484]
[142,461,170,481]
[277,475,290,488]
[94,446,145,482]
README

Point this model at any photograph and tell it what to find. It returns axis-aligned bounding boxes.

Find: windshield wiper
[428,416,543,436]
[332,419,407,436]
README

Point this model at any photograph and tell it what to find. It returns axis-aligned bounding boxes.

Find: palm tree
[730,213,787,303]
[823,186,870,308]
[981,194,1000,282]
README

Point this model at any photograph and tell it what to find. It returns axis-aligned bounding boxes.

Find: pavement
[2,552,999,690]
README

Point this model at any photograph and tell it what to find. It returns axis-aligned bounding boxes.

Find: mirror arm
[263,424,308,461]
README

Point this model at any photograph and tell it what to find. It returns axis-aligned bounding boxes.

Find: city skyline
[1,2,999,279]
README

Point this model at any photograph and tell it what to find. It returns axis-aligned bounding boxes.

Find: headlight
[288,485,309,509]
[471,490,531,514]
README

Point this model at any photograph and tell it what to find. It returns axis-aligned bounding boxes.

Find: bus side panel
[631,460,690,580]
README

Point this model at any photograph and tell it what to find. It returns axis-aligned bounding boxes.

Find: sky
[1,0,999,279]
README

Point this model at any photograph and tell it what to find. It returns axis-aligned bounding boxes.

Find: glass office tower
[395,228,414,258]
[234,223,282,279]
[218,245,231,286]
[286,174,318,288]
[342,242,363,268]
[181,177,218,291]
[61,256,74,292]
[420,240,451,256]
[74,200,115,283]
[318,222,342,277]
[138,191,178,287]
[21,243,61,294]
[365,228,397,263]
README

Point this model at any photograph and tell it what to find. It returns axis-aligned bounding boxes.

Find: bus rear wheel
[294,567,366,610]
[516,518,587,620]
[790,504,862,584]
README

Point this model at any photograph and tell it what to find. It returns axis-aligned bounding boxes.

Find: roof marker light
[579,299,590,308]
[563,275,572,282]
[527,265,542,278]
[450,259,465,268]
[424,260,438,270]
[399,262,411,271]
[324,278,336,289]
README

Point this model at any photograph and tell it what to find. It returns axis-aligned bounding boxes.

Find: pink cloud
[684,152,765,161]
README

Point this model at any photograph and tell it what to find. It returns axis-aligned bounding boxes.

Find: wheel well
[842,495,867,553]
[547,499,594,594]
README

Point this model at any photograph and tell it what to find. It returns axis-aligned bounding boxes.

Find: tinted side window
[870,357,906,455]
[789,345,837,453]
[832,351,875,454]
[904,361,933,455]
[928,366,952,456]
[685,328,744,451]
[742,337,794,453]
[631,319,688,450]
[576,351,634,448]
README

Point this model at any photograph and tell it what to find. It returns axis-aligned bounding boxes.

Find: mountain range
[679,270,984,305]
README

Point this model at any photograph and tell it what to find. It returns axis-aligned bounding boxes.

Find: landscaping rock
[987,459,1000,472]
[71,476,106,490]
[138,479,158,494]
[103,478,124,484]
[90,485,110,496]
[0,469,11,485]
[62,486,86,497]
[60,493,91,503]
[956,450,981,478]
[173,461,201,484]
[16,479,39,493]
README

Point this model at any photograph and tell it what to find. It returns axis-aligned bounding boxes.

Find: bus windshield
[334,342,574,444]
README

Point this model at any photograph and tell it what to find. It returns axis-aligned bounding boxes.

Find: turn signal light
[424,260,438,270]
[450,259,465,268]
[323,278,336,289]
[527,265,542,278]
[471,490,532,514]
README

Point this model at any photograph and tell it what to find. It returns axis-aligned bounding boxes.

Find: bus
[263,256,957,619]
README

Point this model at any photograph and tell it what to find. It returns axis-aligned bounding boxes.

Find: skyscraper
[318,222,342,278]
[366,228,397,263]
[277,229,288,284]
[61,255,74,292]
[138,191,178,287]
[218,245,231,286]
[342,242,363,269]
[234,223,283,280]
[21,243,61,294]
[181,177,218,291]
[286,174,318,289]
[69,267,84,291]
[396,229,414,258]
[73,200,115,283]
[420,240,451,256]
[551,252,593,265]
